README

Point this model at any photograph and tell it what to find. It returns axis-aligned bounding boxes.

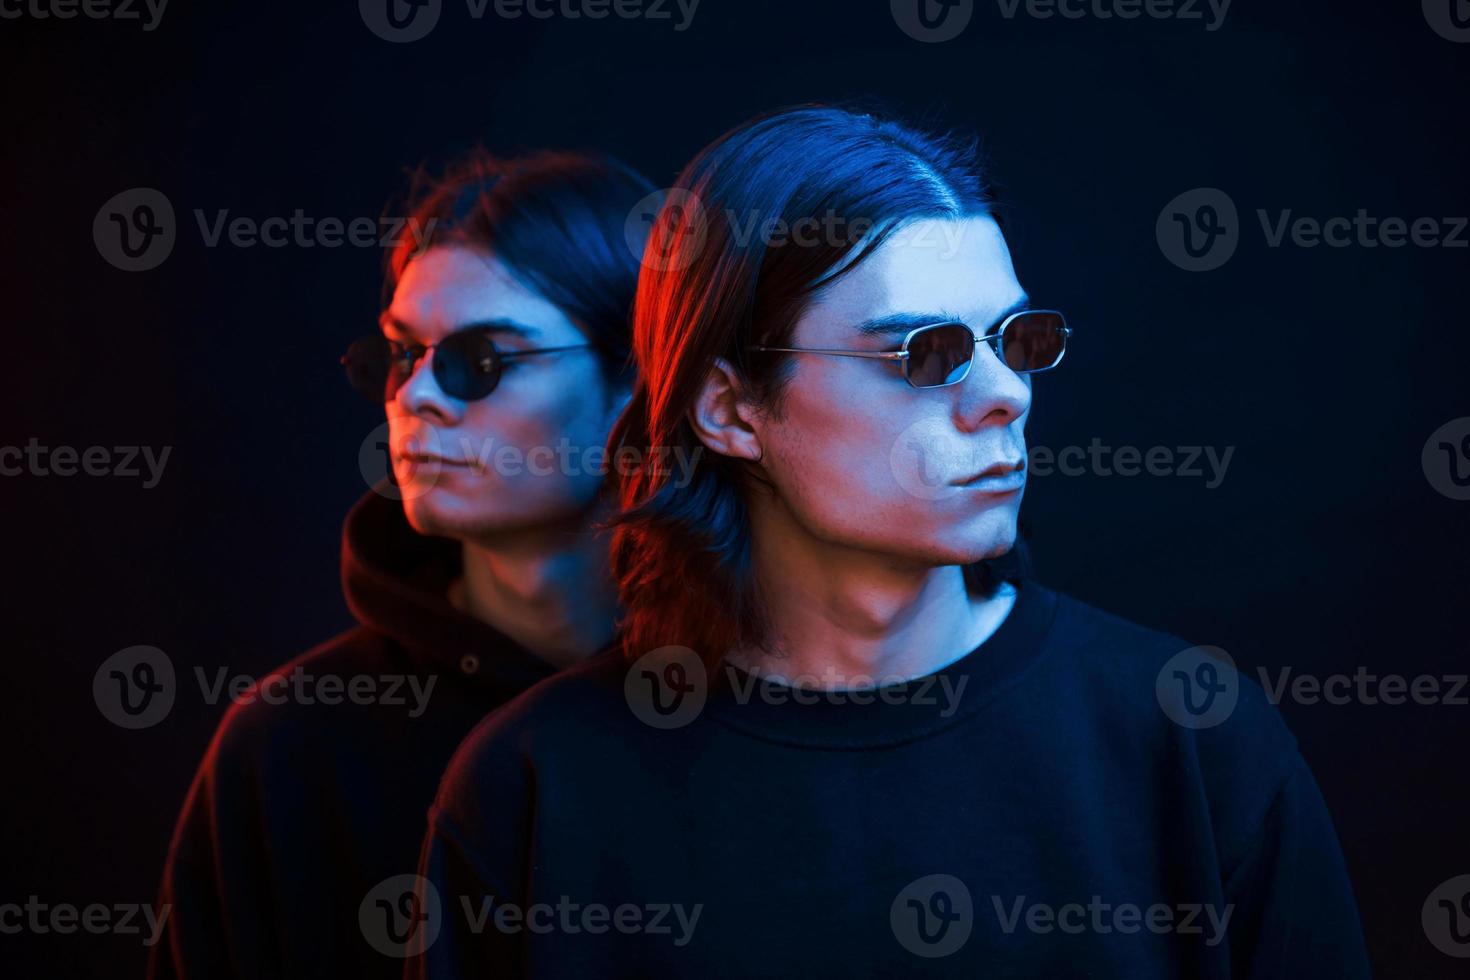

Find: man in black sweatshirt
[149,149,655,979]
[411,106,1370,978]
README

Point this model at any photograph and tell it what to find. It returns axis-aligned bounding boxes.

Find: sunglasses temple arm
[499,343,597,360]
[749,346,908,360]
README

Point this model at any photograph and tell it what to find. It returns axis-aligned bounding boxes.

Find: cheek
[464,365,609,455]
[763,376,918,532]
[450,367,612,510]
[760,379,1022,561]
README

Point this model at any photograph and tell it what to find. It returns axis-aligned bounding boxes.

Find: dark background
[4,0,1467,975]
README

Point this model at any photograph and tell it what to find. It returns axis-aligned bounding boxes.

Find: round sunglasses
[748,309,1070,388]
[341,325,591,403]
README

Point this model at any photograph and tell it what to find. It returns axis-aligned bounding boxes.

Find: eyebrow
[378,314,541,341]
[853,295,1032,338]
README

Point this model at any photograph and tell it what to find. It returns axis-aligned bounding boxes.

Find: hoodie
[149,490,561,979]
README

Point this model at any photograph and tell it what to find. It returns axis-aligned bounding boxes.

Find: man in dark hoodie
[149,150,657,979]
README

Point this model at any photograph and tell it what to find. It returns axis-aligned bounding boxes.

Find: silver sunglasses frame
[747,309,1071,389]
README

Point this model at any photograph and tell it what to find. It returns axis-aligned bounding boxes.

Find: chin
[922,508,1019,566]
[401,489,502,540]
[403,483,598,541]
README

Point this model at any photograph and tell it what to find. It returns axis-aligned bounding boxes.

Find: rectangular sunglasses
[748,309,1070,389]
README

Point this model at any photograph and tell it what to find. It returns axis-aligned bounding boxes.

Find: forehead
[801,215,1021,336]
[386,245,571,339]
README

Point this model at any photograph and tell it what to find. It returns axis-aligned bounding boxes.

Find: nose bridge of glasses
[395,341,449,401]
[965,324,1037,391]
[972,326,1007,370]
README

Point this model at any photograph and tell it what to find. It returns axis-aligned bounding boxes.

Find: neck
[450,501,620,669]
[728,493,1015,688]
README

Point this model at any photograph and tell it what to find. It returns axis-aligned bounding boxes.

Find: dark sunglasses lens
[906,323,976,388]
[1002,312,1068,373]
[434,328,503,400]
[343,336,393,403]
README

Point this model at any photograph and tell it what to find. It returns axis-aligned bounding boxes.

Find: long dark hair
[608,104,1022,665]
[384,148,655,378]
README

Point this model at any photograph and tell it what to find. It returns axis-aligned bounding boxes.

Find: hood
[340,488,558,699]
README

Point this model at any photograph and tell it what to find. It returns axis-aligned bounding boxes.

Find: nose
[393,347,464,425]
[953,338,1031,432]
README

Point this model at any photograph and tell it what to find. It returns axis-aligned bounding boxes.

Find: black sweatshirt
[150,491,560,979]
[413,580,1370,979]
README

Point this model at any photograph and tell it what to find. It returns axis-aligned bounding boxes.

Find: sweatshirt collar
[705,579,1059,748]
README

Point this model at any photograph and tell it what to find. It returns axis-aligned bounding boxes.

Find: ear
[687,356,764,462]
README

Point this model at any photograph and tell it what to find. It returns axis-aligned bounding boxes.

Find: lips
[394,450,471,467]
[954,460,1026,491]
[959,460,1023,481]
